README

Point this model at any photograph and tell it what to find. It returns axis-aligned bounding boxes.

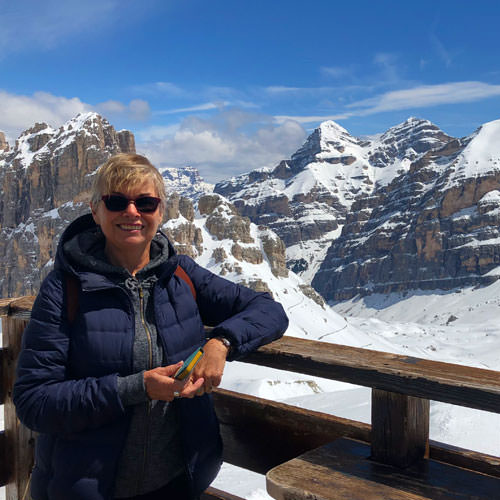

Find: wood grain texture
[244,337,500,413]
[201,486,246,500]
[3,317,35,500]
[213,388,370,474]
[0,431,7,487]
[371,390,429,467]
[6,296,35,320]
[0,299,18,317]
[266,438,500,500]
[213,389,500,478]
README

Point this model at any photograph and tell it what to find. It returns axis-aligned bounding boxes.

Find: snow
[447,119,500,188]
[2,268,500,500]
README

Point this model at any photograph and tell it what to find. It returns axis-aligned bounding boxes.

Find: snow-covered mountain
[313,119,500,301]
[214,117,500,301]
[159,165,213,200]
[0,112,135,297]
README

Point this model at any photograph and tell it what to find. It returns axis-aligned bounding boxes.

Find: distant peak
[381,117,443,140]
[318,120,349,136]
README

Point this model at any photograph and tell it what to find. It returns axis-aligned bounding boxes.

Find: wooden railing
[1,296,500,499]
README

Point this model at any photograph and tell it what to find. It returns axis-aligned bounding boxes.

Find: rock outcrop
[162,193,289,292]
[215,116,500,300]
[312,120,500,301]
[215,118,453,283]
[0,113,135,297]
[0,132,9,152]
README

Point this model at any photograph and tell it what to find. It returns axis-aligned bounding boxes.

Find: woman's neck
[104,242,151,276]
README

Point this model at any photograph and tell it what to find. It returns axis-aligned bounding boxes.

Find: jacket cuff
[116,371,149,406]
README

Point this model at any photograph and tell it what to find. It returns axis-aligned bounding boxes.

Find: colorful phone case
[174,347,204,380]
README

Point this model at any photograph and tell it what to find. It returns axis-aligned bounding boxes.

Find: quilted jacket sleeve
[177,256,289,360]
[13,271,125,435]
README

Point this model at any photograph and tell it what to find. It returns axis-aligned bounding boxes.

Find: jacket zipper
[137,285,153,494]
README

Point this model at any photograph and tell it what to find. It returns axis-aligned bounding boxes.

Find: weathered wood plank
[3,316,35,500]
[430,440,500,479]
[0,299,20,317]
[213,388,500,478]
[0,348,4,404]
[244,337,500,413]
[266,438,500,500]
[7,296,35,321]
[371,390,429,467]
[201,486,245,500]
[0,431,8,487]
[213,388,370,474]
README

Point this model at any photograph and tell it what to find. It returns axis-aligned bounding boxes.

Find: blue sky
[1,0,500,182]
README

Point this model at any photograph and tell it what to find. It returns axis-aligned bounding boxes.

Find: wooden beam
[3,316,36,500]
[0,299,19,317]
[6,296,35,321]
[213,388,370,474]
[244,337,500,413]
[371,389,429,467]
[266,438,500,500]
[213,389,500,479]
[201,486,245,500]
[0,348,4,404]
[0,431,8,487]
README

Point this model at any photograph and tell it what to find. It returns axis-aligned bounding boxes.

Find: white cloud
[347,81,500,114]
[0,90,91,141]
[274,113,351,124]
[0,90,153,141]
[97,98,150,121]
[137,110,307,183]
[320,65,357,79]
[129,81,187,97]
[265,86,305,94]
[430,34,453,68]
[128,99,151,121]
[155,101,230,116]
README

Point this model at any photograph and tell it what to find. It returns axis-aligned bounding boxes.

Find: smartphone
[174,347,204,380]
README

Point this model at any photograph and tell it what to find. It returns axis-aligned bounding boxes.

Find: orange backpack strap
[65,273,80,324]
[174,265,196,300]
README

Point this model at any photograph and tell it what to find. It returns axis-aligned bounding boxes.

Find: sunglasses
[101,195,161,213]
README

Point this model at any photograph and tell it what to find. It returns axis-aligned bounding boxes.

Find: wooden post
[3,302,35,500]
[371,389,429,468]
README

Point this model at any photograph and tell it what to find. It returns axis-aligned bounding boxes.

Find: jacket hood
[54,213,178,289]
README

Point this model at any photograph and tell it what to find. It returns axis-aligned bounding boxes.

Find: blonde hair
[90,154,166,210]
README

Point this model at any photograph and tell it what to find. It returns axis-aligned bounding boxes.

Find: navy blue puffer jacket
[13,214,289,500]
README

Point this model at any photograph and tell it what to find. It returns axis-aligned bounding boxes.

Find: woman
[13,154,288,500]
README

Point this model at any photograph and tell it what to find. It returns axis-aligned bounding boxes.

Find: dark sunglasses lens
[103,195,128,211]
[102,195,160,212]
[135,197,160,213]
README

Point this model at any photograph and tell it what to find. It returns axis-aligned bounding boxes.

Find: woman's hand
[192,338,229,395]
[143,362,205,401]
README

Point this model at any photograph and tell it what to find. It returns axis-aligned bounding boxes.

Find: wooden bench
[2,298,500,499]
[245,338,500,499]
[266,438,500,500]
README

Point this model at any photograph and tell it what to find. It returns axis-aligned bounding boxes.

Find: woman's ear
[90,202,100,225]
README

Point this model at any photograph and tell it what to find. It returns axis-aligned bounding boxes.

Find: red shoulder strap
[174,265,196,300]
[65,273,80,324]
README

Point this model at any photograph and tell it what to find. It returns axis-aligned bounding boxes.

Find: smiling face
[91,179,163,270]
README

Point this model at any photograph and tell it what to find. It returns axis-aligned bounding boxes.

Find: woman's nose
[124,200,140,215]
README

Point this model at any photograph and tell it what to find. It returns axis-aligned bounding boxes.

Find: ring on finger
[173,391,180,398]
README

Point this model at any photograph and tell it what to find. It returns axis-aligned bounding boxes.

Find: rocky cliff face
[162,193,289,291]
[312,119,500,301]
[160,166,213,200]
[214,118,455,284]
[214,116,500,300]
[0,113,135,297]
